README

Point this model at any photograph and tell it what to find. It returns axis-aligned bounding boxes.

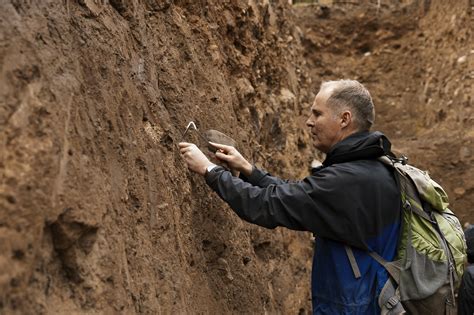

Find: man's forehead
[317,87,333,100]
[312,88,332,109]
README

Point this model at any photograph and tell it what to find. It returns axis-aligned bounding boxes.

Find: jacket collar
[322,131,392,167]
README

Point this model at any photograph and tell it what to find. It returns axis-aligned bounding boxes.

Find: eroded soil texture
[0,0,472,314]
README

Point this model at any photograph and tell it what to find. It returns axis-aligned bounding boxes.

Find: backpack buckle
[386,296,400,309]
[395,156,408,165]
[387,155,408,165]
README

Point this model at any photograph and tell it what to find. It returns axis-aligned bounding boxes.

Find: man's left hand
[179,142,214,176]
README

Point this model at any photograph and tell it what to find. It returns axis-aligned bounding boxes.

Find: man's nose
[306,116,313,127]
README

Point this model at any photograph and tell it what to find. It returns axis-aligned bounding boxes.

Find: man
[179,80,401,314]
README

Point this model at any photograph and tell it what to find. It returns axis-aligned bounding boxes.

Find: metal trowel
[181,122,238,173]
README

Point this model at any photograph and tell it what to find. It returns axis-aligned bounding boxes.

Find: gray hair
[320,80,375,131]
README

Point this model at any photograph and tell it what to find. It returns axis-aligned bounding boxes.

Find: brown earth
[0,0,472,314]
[1,1,315,313]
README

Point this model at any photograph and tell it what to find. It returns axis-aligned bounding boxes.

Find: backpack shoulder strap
[344,245,361,279]
[344,246,406,312]
[368,251,401,284]
[344,245,401,284]
[378,156,432,221]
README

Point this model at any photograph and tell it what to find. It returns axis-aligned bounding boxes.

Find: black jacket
[205,131,400,250]
[205,131,401,313]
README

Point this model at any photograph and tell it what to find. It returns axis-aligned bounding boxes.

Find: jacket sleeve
[205,165,369,249]
[239,166,293,188]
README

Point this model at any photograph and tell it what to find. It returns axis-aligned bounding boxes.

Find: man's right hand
[209,142,253,177]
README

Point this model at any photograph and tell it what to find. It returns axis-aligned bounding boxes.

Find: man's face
[306,90,344,153]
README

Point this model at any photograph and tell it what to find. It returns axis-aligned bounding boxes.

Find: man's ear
[340,111,352,128]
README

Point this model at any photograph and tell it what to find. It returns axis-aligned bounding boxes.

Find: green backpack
[346,155,467,314]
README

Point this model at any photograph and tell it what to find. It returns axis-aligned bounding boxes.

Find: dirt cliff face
[1,0,473,314]
[1,1,314,313]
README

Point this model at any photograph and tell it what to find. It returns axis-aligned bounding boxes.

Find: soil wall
[1,1,314,313]
[1,0,472,314]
